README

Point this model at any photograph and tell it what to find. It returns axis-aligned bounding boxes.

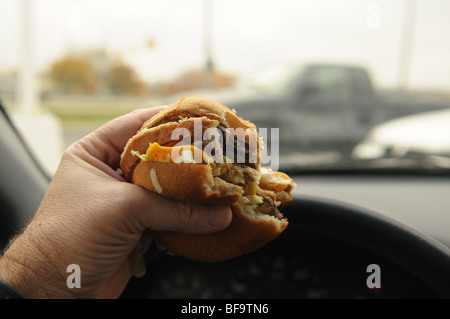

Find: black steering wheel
[286,195,450,298]
[122,195,450,299]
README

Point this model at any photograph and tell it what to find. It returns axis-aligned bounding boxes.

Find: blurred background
[1,0,449,175]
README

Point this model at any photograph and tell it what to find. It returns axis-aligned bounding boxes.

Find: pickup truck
[188,63,449,156]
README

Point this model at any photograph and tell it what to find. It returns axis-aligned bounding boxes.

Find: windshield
[234,64,306,95]
[1,0,449,175]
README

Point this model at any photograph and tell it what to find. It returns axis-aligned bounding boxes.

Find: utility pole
[14,0,64,176]
[202,0,214,90]
[19,0,39,113]
[397,0,417,91]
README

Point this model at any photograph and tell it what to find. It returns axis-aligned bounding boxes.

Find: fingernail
[208,206,232,227]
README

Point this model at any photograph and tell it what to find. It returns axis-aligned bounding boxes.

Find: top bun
[120,96,261,180]
[142,96,256,131]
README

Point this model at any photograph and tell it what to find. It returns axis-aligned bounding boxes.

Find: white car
[353,108,450,161]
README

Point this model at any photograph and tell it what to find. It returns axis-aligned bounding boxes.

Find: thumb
[127,186,233,234]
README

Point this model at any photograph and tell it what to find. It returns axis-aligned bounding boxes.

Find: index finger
[80,106,166,169]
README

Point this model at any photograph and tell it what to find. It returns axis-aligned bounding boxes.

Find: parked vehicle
[181,63,449,157]
[353,108,450,166]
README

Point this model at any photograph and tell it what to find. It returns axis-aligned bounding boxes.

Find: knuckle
[177,202,198,229]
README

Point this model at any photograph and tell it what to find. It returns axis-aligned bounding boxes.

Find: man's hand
[0,107,232,298]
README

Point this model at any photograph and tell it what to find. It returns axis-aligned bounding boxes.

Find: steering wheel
[286,195,450,298]
[122,195,450,298]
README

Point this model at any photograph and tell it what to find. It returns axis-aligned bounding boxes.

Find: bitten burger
[120,96,296,262]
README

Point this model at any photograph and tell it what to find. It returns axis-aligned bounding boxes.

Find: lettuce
[129,242,146,278]
[131,150,153,162]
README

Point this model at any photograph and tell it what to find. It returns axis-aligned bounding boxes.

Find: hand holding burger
[0,105,233,298]
[0,96,295,299]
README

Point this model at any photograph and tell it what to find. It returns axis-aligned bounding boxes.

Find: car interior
[1,97,450,298]
[1,0,450,300]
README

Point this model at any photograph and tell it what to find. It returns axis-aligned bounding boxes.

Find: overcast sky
[1,0,450,90]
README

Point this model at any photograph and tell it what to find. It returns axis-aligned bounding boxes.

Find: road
[61,121,107,148]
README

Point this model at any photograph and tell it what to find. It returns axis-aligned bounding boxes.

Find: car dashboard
[122,174,450,299]
[291,174,450,249]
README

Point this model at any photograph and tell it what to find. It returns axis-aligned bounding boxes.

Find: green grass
[43,96,162,122]
[4,95,164,125]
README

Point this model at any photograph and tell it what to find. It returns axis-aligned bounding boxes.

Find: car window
[1,0,449,175]
[308,67,352,97]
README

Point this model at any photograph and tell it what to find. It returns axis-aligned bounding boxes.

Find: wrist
[0,233,67,298]
[0,254,44,298]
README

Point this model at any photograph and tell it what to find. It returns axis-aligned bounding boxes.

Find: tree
[49,56,98,94]
[106,63,147,96]
[159,68,238,95]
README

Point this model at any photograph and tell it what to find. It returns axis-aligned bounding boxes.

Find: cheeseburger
[120,96,296,263]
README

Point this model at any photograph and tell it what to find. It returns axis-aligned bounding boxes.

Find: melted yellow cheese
[145,143,173,163]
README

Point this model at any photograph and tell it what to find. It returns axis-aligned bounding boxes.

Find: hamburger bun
[120,96,296,262]
[154,203,288,262]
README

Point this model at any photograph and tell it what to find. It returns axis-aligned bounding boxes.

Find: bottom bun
[152,203,288,262]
